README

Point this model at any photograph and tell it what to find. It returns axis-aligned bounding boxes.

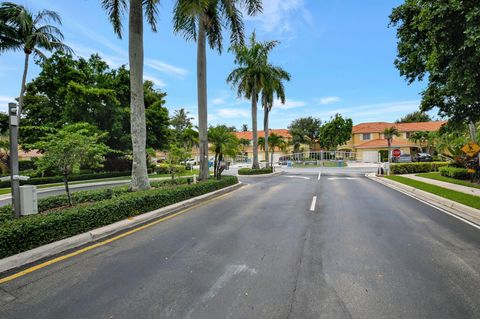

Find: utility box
[20,185,38,216]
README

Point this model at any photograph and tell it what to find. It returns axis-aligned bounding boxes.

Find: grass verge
[416,172,480,190]
[384,175,480,210]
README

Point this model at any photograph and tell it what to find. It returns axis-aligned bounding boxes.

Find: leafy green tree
[208,125,239,178]
[0,113,8,134]
[409,131,437,154]
[227,32,279,169]
[241,124,248,132]
[318,114,353,151]
[390,1,480,140]
[165,144,190,180]
[173,0,262,180]
[396,111,432,123]
[288,117,322,152]
[383,126,400,163]
[0,2,71,120]
[146,99,171,151]
[267,133,286,166]
[102,0,160,191]
[34,123,110,205]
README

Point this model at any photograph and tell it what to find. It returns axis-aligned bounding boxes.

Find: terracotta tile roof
[352,121,446,133]
[355,139,417,149]
[234,129,291,140]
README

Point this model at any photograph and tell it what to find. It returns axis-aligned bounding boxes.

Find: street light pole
[8,102,21,218]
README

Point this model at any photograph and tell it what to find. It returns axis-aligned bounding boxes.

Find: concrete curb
[0,182,244,274]
[237,171,283,178]
[366,173,480,227]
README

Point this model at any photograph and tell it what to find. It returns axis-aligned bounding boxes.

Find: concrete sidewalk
[403,174,480,197]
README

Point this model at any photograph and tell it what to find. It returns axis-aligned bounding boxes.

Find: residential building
[234,129,293,162]
[339,121,446,162]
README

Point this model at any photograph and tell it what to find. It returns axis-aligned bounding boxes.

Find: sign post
[8,102,21,218]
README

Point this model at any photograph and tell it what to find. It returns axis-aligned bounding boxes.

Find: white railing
[278,151,357,162]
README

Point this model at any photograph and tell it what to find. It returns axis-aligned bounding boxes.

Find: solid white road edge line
[366,174,480,230]
[310,196,317,211]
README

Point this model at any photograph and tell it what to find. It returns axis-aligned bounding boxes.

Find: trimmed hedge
[0,178,192,223]
[155,164,186,175]
[390,162,449,175]
[0,176,238,258]
[439,166,470,180]
[238,167,274,175]
[0,171,132,188]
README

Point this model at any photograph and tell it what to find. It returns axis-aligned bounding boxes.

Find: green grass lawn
[384,175,480,210]
[0,170,199,196]
[416,172,480,190]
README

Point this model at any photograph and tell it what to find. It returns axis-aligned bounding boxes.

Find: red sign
[392,149,401,157]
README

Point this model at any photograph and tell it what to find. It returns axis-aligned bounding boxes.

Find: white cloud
[245,0,311,33]
[145,59,188,78]
[274,98,306,109]
[318,96,340,105]
[144,75,166,88]
[212,98,226,105]
[217,108,250,118]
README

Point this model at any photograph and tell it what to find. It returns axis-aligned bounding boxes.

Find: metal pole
[8,103,21,218]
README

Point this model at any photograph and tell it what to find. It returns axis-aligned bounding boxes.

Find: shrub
[238,167,273,175]
[19,159,36,171]
[155,164,186,175]
[0,176,238,258]
[390,162,449,174]
[439,166,470,180]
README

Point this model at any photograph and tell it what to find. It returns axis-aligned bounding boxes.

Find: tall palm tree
[173,0,262,180]
[0,2,71,120]
[102,0,159,191]
[261,64,290,167]
[383,126,400,162]
[267,132,286,166]
[227,32,278,169]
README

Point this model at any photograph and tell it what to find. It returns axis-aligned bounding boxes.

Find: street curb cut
[0,182,244,274]
[366,173,480,227]
[237,171,283,178]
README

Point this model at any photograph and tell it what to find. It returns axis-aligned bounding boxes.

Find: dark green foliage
[288,117,322,151]
[19,159,36,171]
[0,176,238,258]
[318,114,353,150]
[155,164,186,175]
[439,166,470,180]
[396,111,432,123]
[390,162,449,174]
[238,167,273,175]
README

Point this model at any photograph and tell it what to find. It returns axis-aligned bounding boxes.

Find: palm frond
[101,0,127,38]
[143,0,160,32]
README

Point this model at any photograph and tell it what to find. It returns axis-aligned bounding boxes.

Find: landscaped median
[0,176,238,260]
[238,167,274,175]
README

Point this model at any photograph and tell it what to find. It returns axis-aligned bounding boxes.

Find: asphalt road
[1,169,479,318]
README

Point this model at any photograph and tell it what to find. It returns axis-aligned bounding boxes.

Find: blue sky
[0,0,432,129]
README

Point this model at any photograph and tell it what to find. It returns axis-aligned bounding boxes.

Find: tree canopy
[21,52,170,151]
[396,111,432,123]
[318,114,353,151]
[390,1,480,126]
[288,117,322,151]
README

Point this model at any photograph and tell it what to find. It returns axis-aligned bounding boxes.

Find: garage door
[362,151,379,163]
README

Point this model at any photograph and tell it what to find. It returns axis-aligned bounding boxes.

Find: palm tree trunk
[17,53,30,121]
[469,122,478,143]
[251,87,259,169]
[129,0,150,191]
[263,105,269,168]
[197,15,209,180]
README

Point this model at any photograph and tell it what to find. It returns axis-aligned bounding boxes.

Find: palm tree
[267,132,286,166]
[0,2,71,120]
[208,125,239,178]
[102,0,159,191]
[173,0,262,181]
[261,64,290,167]
[227,32,279,169]
[383,126,400,162]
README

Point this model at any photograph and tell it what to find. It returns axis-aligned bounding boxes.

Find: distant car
[393,154,412,163]
[415,153,433,162]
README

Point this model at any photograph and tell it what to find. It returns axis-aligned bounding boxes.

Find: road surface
[1,169,479,318]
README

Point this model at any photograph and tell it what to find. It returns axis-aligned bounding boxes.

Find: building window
[405,132,412,139]
[362,133,371,140]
